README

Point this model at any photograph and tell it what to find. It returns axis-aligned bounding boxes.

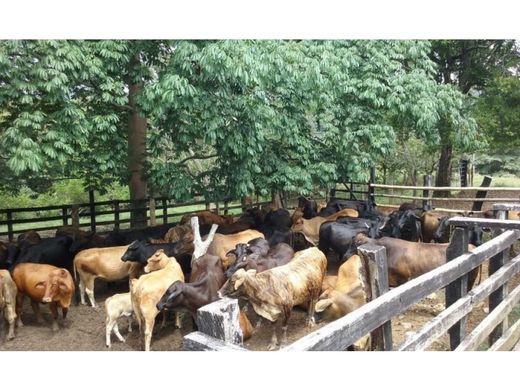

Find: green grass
[473,173,520,188]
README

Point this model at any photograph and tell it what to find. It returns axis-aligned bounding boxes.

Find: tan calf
[291,208,359,245]
[73,245,142,307]
[105,292,133,348]
[206,230,265,269]
[0,270,18,340]
[131,249,185,351]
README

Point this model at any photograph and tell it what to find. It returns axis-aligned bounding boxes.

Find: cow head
[397,210,423,241]
[225,244,251,278]
[433,216,450,243]
[5,243,20,268]
[121,240,142,262]
[156,280,184,311]
[144,249,170,273]
[35,268,72,303]
[218,268,256,299]
[314,290,359,323]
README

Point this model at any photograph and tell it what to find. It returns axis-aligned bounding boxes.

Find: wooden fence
[183,203,520,351]
[0,193,270,241]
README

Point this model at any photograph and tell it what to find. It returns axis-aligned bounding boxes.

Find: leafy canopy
[1,40,477,200]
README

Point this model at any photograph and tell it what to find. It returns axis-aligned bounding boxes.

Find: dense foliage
[0,40,481,202]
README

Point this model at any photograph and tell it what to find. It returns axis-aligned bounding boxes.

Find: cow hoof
[17,321,24,328]
[51,323,59,332]
[6,333,15,341]
[267,343,278,351]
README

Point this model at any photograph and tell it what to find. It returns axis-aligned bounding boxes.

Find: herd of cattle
[1,197,518,350]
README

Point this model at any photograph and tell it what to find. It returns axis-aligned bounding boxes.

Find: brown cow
[73,246,142,307]
[314,254,369,322]
[218,247,327,350]
[291,208,359,245]
[354,233,477,287]
[180,211,234,226]
[421,210,448,243]
[12,263,75,331]
[0,269,18,340]
[206,230,265,269]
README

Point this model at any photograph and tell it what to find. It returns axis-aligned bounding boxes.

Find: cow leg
[105,317,114,348]
[127,315,133,333]
[279,308,291,348]
[30,300,44,324]
[49,302,59,331]
[160,311,167,329]
[4,303,16,340]
[113,322,126,343]
[307,295,318,327]
[84,275,96,308]
[143,315,155,352]
[268,325,279,351]
[174,312,182,329]
[78,279,87,305]
[15,293,24,328]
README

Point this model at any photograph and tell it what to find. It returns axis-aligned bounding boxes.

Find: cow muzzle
[42,297,52,303]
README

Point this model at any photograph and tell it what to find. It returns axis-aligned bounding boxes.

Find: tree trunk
[127,54,148,228]
[271,191,284,209]
[434,143,453,198]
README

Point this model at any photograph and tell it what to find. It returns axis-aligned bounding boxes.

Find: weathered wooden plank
[183,332,247,351]
[358,244,392,351]
[283,230,520,351]
[448,217,520,230]
[446,227,469,350]
[489,319,520,351]
[195,297,244,345]
[493,203,520,212]
[370,184,520,191]
[488,209,509,345]
[472,175,492,211]
[455,282,520,351]
[398,253,520,351]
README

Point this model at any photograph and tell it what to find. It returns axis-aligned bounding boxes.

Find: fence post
[423,175,433,210]
[162,199,168,224]
[113,201,120,231]
[369,166,376,203]
[488,205,510,345]
[88,190,96,233]
[215,201,220,215]
[205,201,210,211]
[350,180,354,201]
[329,187,336,200]
[471,175,492,212]
[149,197,157,226]
[183,298,246,351]
[61,206,68,226]
[224,200,229,215]
[445,227,469,350]
[6,210,14,241]
[358,244,393,351]
[71,205,80,229]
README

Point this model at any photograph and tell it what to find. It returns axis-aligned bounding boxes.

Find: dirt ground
[2,256,519,352]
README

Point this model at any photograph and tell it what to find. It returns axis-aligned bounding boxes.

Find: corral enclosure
[2,183,520,351]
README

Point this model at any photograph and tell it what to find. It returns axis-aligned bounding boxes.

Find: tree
[0,40,171,226]
[1,40,478,215]
[429,40,519,195]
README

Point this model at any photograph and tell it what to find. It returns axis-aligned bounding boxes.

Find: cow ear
[233,277,245,291]
[245,269,257,277]
[315,299,333,313]
[226,249,236,257]
[60,269,67,278]
[35,282,45,289]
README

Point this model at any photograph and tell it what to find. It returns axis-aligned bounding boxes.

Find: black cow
[318,218,383,262]
[380,209,423,242]
[0,241,8,269]
[298,197,318,219]
[433,216,483,247]
[121,240,192,275]
[7,235,74,274]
